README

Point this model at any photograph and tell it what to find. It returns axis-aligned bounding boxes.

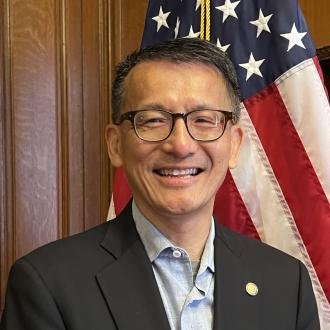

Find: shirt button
[173,249,182,258]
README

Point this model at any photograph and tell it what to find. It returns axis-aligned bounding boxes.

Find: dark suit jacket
[0,202,320,330]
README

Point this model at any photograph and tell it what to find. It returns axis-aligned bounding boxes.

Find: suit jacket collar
[97,202,258,330]
[96,201,171,330]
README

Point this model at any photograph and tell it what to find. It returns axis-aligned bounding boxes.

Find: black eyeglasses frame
[114,109,235,142]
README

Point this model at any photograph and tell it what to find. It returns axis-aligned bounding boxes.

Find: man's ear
[228,125,243,169]
[105,124,123,167]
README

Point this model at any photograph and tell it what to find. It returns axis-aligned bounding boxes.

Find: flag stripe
[232,107,307,256]
[244,77,330,305]
[232,106,330,326]
[214,172,260,240]
[107,196,116,221]
[314,57,330,99]
[113,168,132,215]
[275,58,330,204]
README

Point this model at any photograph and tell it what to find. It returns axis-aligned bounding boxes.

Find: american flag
[111,0,330,327]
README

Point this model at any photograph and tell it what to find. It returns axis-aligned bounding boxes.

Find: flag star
[250,9,273,38]
[216,38,231,52]
[280,23,307,51]
[185,26,201,38]
[152,6,171,32]
[215,0,241,23]
[195,0,202,11]
[174,17,180,39]
[239,53,265,81]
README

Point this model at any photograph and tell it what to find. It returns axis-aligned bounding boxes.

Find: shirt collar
[132,200,215,273]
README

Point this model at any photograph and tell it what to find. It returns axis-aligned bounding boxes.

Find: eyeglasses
[115,109,235,142]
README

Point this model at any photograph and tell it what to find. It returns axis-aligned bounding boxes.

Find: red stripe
[214,172,260,240]
[244,83,330,303]
[113,167,132,215]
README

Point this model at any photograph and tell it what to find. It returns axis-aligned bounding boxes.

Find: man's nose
[162,118,198,157]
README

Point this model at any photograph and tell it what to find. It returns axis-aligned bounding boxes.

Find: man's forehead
[126,60,223,80]
[120,59,231,112]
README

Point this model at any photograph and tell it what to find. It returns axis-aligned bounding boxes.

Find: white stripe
[275,59,330,203]
[231,106,330,329]
[107,195,117,221]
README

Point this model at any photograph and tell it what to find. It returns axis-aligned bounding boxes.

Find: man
[0,38,320,329]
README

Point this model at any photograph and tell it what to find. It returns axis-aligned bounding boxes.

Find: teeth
[158,168,198,176]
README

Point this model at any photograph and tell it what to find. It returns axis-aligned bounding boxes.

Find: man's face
[107,61,242,222]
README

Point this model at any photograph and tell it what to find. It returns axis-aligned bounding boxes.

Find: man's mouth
[154,168,203,177]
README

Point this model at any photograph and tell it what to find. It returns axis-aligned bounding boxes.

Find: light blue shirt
[132,201,215,330]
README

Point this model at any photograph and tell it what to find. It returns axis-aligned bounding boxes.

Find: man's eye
[137,117,167,127]
[146,117,166,123]
[192,115,225,127]
[195,117,212,123]
[193,117,217,125]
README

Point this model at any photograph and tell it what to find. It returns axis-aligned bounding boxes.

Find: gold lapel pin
[246,282,258,296]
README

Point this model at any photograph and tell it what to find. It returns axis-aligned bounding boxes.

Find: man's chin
[155,198,207,218]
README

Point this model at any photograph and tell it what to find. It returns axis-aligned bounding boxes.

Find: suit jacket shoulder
[1,202,170,330]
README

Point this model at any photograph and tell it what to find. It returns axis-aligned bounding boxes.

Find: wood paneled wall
[0,0,329,314]
[0,0,149,313]
[300,0,330,49]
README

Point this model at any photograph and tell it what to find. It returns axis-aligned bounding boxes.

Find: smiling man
[1,38,320,330]
[107,58,242,262]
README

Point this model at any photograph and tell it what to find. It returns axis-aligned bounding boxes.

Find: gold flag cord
[200,0,206,40]
[200,0,211,41]
[205,0,211,41]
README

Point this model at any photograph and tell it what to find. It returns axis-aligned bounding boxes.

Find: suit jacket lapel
[96,202,170,330]
[213,224,260,330]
